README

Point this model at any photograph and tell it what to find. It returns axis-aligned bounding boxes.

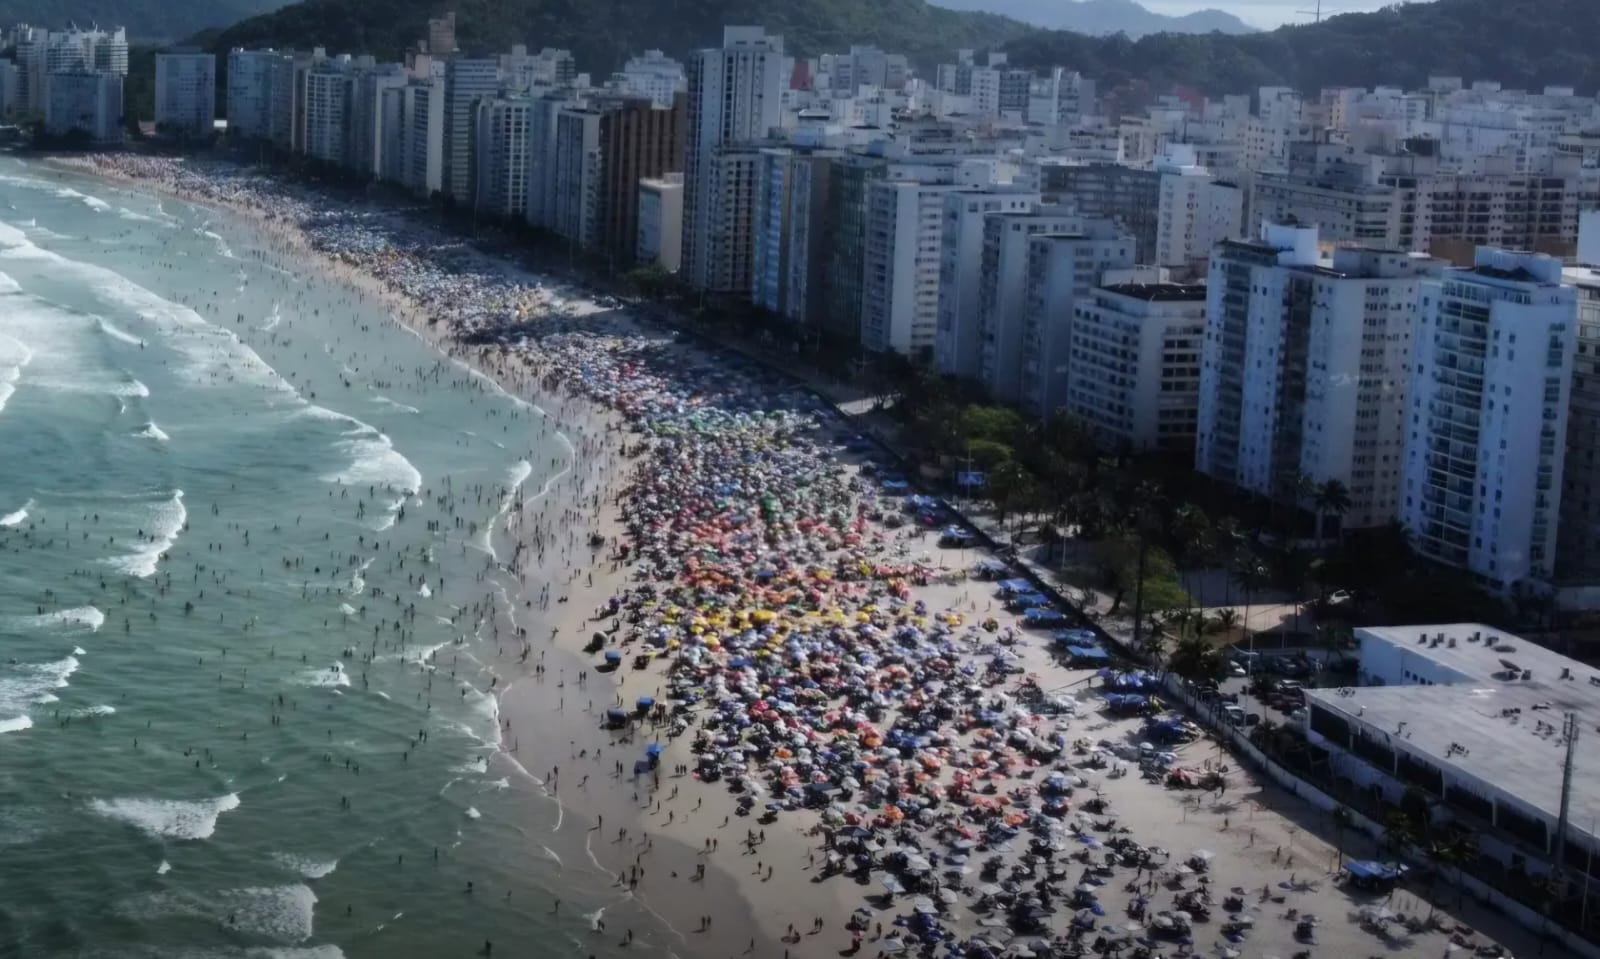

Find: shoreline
[45,153,796,957]
[40,152,1551,959]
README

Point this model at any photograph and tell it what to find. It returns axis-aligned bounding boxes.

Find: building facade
[682,26,784,292]
[1403,249,1577,592]
[154,52,215,136]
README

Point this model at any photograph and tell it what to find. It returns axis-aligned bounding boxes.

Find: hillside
[930,0,1255,38]
[203,0,1035,73]
[1002,0,1600,94]
[0,0,289,42]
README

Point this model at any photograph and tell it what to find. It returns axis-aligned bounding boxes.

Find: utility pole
[1556,714,1579,886]
[1296,0,1337,23]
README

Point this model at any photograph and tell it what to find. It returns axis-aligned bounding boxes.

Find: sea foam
[11,605,104,632]
[0,655,81,730]
[0,497,33,526]
[90,792,241,840]
[104,489,185,578]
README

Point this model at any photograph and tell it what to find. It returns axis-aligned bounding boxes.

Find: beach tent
[1024,608,1068,626]
[1064,645,1110,666]
[996,579,1034,596]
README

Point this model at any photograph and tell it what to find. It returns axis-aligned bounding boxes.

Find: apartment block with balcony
[860,180,955,360]
[1018,225,1135,418]
[1068,283,1207,454]
[1402,249,1577,593]
[934,188,1038,380]
[976,206,1082,404]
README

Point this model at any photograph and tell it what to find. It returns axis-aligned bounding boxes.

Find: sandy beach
[46,152,1557,959]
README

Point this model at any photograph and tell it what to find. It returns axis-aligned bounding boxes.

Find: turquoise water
[0,157,645,958]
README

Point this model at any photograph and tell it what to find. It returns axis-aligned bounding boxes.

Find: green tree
[1331,804,1355,861]
[1167,634,1224,684]
[1314,479,1354,541]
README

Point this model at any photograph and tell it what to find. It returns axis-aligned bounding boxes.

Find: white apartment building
[43,70,120,145]
[977,206,1083,404]
[444,58,501,203]
[1026,68,1095,127]
[349,64,409,176]
[1154,147,1244,274]
[402,78,445,197]
[153,52,214,136]
[475,97,533,219]
[703,146,763,295]
[1018,223,1136,418]
[43,26,127,78]
[682,26,785,293]
[301,61,352,166]
[620,50,685,108]
[860,180,956,360]
[552,106,601,249]
[1559,267,1600,587]
[637,174,684,271]
[523,90,580,232]
[1198,224,1444,530]
[1068,283,1207,453]
[227,49,287,141]
[1403,249,1577,593]
[934,188,1039,379]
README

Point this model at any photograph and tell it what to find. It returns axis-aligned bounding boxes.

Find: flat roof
[1307,624,1600,839]
[1099,283,1207,301]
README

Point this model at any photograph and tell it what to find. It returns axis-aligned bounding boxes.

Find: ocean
[0,156,644,958]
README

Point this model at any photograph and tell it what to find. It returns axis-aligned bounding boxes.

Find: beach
[28,151,1556,959]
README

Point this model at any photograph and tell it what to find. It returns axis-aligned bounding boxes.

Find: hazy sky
[1139,0,1392,28]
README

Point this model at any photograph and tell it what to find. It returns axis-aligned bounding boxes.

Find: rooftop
[1307,623,1600,841]
[1099,283,1207,302]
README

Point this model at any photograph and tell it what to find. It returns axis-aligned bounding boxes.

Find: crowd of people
[61,153,1522,959]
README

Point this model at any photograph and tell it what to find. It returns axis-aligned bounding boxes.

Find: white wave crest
[12,606,104,632]
[103,489,185,578]
[271,852,339,879]
[0,497,33,526]
[0,655,80,729]
[90,792,241,840]
[134,422,170,442]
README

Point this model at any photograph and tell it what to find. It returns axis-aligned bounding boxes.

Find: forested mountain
[931,0,1255,39]
[204,0,1034,73]
[0,0,288,42]
[1003,0,1600,94]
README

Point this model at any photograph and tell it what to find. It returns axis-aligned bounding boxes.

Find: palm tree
[1208,607,1241,637]
[1168,634,1223,684]
[1314,479,1354,541]
[1429,832,1480,911]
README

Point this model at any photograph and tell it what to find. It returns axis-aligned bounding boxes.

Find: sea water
[0,157,649,957]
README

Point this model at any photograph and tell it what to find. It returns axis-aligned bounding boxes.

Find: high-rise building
[703,145,764,294]
[860,180,958,360]
[301,59,352,166]
[1199,224,1443,529]
[637,174,684,271]
[426,13,458,55]
[1559,267,1600,585]
[552,105,601,248]
[1068,283,1208,454]
[474,97,533,219]
[350,63,410,175]
[934,187,1039,380]
[1018,224,1136,417]
[1403,249,1576,592]
[682,26,785,292]
[594,95,685,267]
[43,70,121,144]
[227,49,289,142]
[443,58,501,203]
[619,50,684,108]
[402,77,445,197]
[523,89,580,232]
[750,147,836,326]
[154,51,216,136]
[977,206,1083,404]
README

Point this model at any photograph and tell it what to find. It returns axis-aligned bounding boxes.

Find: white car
[1228,662,1247,677]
